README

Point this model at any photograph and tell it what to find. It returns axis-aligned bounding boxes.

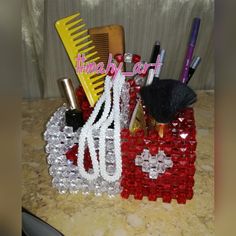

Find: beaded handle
[99,72,125,182]
[78,76,112,180]
[77,72,125,182]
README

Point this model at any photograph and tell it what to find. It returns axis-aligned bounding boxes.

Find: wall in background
[22,0,214,99]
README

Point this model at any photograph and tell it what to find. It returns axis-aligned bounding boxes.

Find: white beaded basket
[44,79,130,196]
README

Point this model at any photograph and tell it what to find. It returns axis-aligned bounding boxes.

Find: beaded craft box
[120,108,196,204]
[44,78,197,204]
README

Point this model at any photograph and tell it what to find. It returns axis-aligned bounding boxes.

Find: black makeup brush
[140,79,197,136]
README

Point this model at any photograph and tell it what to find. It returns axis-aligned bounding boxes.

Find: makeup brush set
[44,12,201,203]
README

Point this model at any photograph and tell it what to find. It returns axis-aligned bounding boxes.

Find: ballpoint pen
[144,41,161,85]
[186,56,201,84]
[145,69,155,86]
[150,41,161,63]
[154,49,166,80]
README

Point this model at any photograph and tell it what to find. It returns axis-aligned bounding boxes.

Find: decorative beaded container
[44,80,197,203]
[44,81,131,197]
[120,108,196,203]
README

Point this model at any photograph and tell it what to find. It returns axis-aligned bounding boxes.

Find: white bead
[77,76,112,181]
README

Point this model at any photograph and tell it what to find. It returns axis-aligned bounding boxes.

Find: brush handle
[158,123,166,138]
[180,18,201,83]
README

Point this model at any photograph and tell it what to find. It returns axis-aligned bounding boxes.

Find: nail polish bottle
[60,78,84,131]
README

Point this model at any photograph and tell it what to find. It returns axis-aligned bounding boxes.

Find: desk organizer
[44,79,197,204]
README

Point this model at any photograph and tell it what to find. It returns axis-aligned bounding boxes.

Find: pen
[154,49,166,79]
[180,17,201,83]
[145,41,160,85]
[186,56,201,84]
[150,41,161,63]
[145,69,155,86]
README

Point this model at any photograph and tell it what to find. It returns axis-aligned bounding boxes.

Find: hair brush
[140,79,197,124]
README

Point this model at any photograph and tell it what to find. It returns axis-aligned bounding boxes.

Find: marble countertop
[22,90,214,236]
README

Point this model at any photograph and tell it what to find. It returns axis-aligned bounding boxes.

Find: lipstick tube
[60,78,84,131]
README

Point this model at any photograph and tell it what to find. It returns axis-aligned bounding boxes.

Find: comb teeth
[73,30,89,43]
[90,33,109,67]
[68,19,84,29]
[55,12,106,107]
[74,35,90,46]
[70,23,86,35]
[64,13,81,24]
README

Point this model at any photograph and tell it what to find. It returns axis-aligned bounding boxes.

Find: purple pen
[180,17,201,83]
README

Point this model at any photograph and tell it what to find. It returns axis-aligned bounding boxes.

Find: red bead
[130,91,137,99]
[178,184,187,191]
[65,144,78,162]
[186,189,194,199]
[65,145,77,166]
[135,129,145,138]
[163,184,171,191]
[187,176,194,186]
[187,165,196,175]
[121,189,130,199]
[132,54,141,63]
[81,100,90,110]
[83,110,91,122]
[149,145,158,155]
[129,104,135,112]
[76,86,85,98]
[84,148,93,171]
[148,194,157,201]
[114,54,124,63]
[128,79,135,87]
[142,186,149,196]
[177,193,187,204]
[129,98,136,106]
[107,70,115,76]
[162,193,172,203]
[136,145,144,153]
[148,132,158,141]
[140,70,148,77]
[121,142,129,152]
[134,191,143,200]
[134,86,141,93]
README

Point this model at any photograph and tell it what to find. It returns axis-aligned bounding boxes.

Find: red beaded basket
[120,107,196,203]
[72,81,196,204]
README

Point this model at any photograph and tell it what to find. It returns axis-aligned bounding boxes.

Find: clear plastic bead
[142,160,150,172]
[106,152,115,163]
[149,167,159,179]
[63,126,74,137]
[81,184,89,195]
[135,156,143,166]
[124,53,132,63]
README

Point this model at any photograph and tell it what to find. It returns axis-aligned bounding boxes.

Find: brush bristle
[140,79,197,123]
